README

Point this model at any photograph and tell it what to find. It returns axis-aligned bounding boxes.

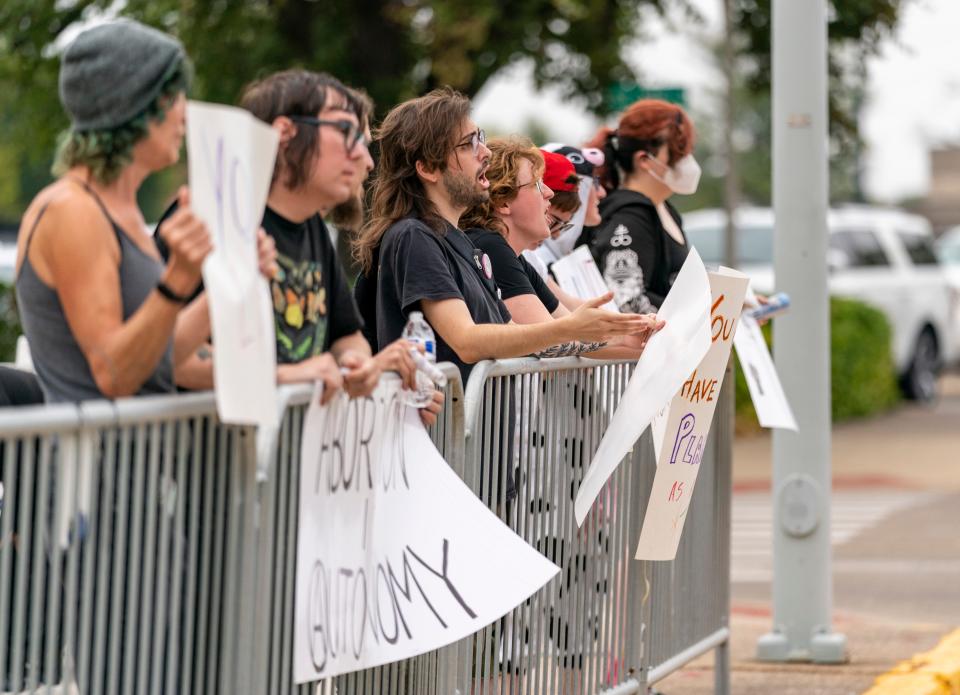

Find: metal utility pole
[756,0,848,663]
[721,0,739,269]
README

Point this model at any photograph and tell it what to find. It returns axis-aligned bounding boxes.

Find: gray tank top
[15,181,174,403]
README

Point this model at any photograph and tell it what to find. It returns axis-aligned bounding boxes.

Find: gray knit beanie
[59,19,186,132]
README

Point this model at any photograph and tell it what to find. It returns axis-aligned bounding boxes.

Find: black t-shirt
[466,228,559,314]
[376,217,511,383]
[585,189,688,311]
[155,204,363,364]
[353,246,379,351]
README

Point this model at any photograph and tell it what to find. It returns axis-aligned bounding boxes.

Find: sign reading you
[634,268,749,560]
[186,100,279,426]
[293,381,559,682]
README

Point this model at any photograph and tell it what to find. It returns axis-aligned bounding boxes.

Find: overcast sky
[473,0,960,204]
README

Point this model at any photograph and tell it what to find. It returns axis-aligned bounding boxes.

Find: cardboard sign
[634,268,749,560]
[186,101,279,426]
[293,381,559,682]
[574,248,713,526]
[550,245,620,313]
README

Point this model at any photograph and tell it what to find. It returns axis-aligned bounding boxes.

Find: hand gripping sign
[186,101,279,426]
[633,267,749,560]
[293,380,559,682]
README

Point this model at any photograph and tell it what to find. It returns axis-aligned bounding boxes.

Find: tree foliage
[0,0,674,218]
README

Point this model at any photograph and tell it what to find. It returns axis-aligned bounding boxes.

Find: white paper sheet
[573,247,713,526]
[551,245,620,313]
[734,313,798,430]
[634,267,750,560]
[186,101,279,426]
[293,381,560,682]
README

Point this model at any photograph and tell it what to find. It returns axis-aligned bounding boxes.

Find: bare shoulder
[18,180,118,279]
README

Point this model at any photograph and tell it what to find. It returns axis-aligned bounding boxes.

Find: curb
[862,628,960,694]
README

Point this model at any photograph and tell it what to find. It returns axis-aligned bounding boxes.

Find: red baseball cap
[540,149,578,192]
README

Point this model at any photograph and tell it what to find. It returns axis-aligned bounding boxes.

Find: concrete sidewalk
[653,374,960,694]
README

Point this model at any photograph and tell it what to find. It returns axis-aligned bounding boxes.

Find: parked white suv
[683,205,959,401]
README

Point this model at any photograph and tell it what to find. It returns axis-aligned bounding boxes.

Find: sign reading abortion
[634,268,749,560]
[186,101,279,426]
[293,380,559,682]
[574,248,713,527]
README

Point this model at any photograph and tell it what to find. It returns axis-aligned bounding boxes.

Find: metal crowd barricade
[0,390,256,695]
[0,356,732,695]
[455,357,732,695]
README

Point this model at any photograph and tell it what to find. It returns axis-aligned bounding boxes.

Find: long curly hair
[585,99,696,191]
[459,136,544,238]
[352,87,471,273]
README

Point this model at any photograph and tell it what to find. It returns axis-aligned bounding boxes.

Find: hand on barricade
[277,352,343,404]
[373,338,420,391]
[562,293,657,342]
[158,187,213,295]
[419,389,445,427]
[256,228,279,280]
[339,349,382,398]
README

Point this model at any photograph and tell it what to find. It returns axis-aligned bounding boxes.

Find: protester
[583,99,700,313]
[353,87,654,385]
[13,20,271,403]
[160,71,438,418]
[460,137,662,357]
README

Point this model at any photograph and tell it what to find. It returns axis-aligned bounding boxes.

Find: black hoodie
[577,189,688,311]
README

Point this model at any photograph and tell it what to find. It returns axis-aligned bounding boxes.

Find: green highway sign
[606,84,686,113]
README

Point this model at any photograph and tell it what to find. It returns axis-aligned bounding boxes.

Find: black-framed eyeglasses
[289,115,368,153]
[455,128,486,156]
[517,178,546,196]
[547,213,574,235]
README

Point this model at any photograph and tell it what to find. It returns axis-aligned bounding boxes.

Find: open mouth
[477,165,490,189]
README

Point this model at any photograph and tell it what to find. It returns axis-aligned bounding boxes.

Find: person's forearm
[172,293,210,366]
[85,291,182,397]
[535,340,608,359]
[447,320,572,363]
[547,279,585,311]
[173,344,214,390]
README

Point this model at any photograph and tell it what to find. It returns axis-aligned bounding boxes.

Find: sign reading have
[634,268,749,560]
[574,248,713,527]
[186,101,279,426]
[293,381,559,682]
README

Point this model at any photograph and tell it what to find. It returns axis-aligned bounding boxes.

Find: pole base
[756,630,848,663]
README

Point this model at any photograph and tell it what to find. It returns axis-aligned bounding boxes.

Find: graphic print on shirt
[603,249,655,313]
[270,251,328,362]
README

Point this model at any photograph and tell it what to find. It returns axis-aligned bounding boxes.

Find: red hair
[585,99,696,190]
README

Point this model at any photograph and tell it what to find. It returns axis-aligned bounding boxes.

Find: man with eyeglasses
[356,88,654,388]
[157,70,429,414]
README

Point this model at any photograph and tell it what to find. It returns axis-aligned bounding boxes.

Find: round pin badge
[481,253,494,280]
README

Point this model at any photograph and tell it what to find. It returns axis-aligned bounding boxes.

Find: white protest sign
[574,248,713,526]
[634,268,749,560]
[186,101,279,426]
[734,314,798,430]
[293,381,559,682]
[733,286,798,431]
[551,245,620,313]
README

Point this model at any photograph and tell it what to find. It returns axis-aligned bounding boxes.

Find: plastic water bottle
[747,292,791,321]
[402,311,439,407]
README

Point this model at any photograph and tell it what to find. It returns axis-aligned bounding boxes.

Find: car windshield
[684,224,774,266]
[937,236,960,264]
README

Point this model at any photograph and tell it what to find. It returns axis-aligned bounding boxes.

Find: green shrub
[735,296,901,431]
[0,282,20,362]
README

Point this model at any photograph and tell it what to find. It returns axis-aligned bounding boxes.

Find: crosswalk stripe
[730,490,939,583]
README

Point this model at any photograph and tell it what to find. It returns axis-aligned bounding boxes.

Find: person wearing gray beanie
[14,18,275,409]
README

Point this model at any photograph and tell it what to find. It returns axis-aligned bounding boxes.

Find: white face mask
[646,153,702,195]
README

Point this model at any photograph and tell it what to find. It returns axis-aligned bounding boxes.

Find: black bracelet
[156,280,192,305]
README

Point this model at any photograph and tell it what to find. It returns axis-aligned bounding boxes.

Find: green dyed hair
[52,59,192,185]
